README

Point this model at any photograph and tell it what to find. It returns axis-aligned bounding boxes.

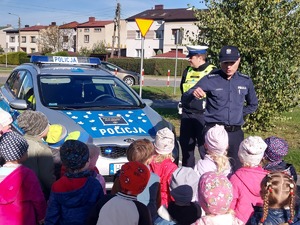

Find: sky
[0,0,206,28]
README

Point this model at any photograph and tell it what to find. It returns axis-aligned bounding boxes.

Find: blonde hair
[126,139,155,164]
[260,172,296,224]
[152,152,173,163]
[209,152,231,173]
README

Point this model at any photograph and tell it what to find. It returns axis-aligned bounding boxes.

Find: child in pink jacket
[150,127,178,207]
[0,131,47,225]
[229,136,268,224]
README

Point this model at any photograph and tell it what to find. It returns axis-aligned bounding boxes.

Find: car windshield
[38,75,142,109]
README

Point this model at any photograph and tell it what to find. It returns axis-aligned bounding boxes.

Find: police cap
[186,45,208,57]
[219,46,240,62]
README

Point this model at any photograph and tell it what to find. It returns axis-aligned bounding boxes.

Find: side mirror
[142,99,153,107]
[9,99,28,110]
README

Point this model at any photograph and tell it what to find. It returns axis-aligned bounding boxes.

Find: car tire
[123,76,135,86]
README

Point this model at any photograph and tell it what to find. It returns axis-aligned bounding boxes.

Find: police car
[0,56,179,188]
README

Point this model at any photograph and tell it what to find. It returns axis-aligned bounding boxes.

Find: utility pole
[117,3,121,57]
[111,2,120,58]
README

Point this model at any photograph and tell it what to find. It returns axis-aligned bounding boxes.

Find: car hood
[62,108,156,138]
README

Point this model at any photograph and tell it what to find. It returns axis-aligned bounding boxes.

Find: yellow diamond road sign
[135,18,154,37]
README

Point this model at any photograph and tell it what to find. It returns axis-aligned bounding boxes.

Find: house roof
[77,17,113,28]
[59,21,79,29]
[153,50,187,59]
[126,5,197,22]
[21,25,48,31]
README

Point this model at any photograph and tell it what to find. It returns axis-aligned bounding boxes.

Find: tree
[38,25,62,54]
[91,41,107,54]
[190,0,300,131]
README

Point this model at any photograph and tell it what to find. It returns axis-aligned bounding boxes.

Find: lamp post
[8,13,21,52]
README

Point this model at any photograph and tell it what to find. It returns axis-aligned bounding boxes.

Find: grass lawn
[133,86,300,173]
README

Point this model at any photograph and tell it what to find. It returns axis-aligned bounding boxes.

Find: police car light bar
[30,56,101,65]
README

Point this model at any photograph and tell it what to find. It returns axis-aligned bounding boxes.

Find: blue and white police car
[0,56,179,188]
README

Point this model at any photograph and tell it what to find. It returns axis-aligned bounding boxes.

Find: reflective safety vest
[182,65,215,93]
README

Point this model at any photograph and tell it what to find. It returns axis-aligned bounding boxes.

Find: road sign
[135,18,154,37]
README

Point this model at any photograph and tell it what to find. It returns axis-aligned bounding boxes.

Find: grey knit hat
[170,167,200,204]
[17,110,49,136]
[0,131,28,161]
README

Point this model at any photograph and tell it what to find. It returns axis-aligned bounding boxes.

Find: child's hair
[126,139,154,164]
[260,171,296,224]
[209,153,231,173]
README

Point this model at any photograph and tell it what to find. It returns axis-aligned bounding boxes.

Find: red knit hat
[119,161,150,196]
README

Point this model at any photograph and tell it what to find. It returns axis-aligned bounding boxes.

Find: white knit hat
[0,109,13,129]
[238,136,267,166]
[154,127,174,155]
[205,125,229,155]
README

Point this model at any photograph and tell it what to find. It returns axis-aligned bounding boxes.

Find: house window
[10,36,15,42]
[10,47,15,52]
[136,49,141,57]
[172,29,183,44]
[94,28,101,32]
[63,36,68,42]
[31,36,36,43]
[84,35,89,43]
[21,36,26,43]
[155,30,163,39]
[84,28,90,32]
[136,31,141,39]
[30,48,35,53]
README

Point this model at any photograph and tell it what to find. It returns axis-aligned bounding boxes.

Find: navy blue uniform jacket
[182,69,258,126]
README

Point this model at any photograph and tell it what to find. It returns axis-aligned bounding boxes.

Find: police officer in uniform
[182,45,258,171]
[179,45,216,167]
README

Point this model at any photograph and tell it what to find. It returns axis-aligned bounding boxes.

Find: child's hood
[52,177,102,207]
[234,166,268,197]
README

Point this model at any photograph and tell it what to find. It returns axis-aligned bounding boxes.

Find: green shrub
[107,58,189,76]
[0,52,28,65]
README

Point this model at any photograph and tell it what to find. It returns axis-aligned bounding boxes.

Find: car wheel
[123,76,135,86]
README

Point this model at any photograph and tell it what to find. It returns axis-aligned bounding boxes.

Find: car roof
[19,56,113,77]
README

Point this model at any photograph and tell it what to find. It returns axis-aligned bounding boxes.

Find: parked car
[100,61,140,86]
[0,56,179,189]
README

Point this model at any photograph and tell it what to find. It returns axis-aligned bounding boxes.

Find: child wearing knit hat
[45,140,104,225]
[193,171,243,225]
[0,131,47,225]
[93,161,152,225]
[229,136,269,224]
[150,127,178,207]
[162,167,202,225]
[0,108,13,136]
[194,124,231,177]
[17,110,55,200]
[111,138,160,222]
[262,136,297,182]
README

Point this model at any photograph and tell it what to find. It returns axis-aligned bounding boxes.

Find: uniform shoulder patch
[207,73,218,78]
[239,73,250,79]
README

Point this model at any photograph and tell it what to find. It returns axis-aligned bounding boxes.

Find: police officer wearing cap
[179,45,216,168]
[182,45,258,171]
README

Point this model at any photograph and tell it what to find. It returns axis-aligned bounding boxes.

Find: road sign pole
[139,37,144,97]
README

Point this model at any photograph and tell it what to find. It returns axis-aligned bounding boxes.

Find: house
[59,21,79,52]
[76,17,127,55]
[0,25,13,52]
[125,4,199,58]
[19,24,48,53]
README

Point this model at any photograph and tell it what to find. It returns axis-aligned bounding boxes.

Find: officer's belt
[205,123,241,132]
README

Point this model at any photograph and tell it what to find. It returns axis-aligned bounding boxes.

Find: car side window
[6,71,26,96]
[7,70,35,109]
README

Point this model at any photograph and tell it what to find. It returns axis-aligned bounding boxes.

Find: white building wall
[0,27,13,52]
[20,31,40,53]
[163,21,199,54]
[6,32,19,52]
[126,20,164,58]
